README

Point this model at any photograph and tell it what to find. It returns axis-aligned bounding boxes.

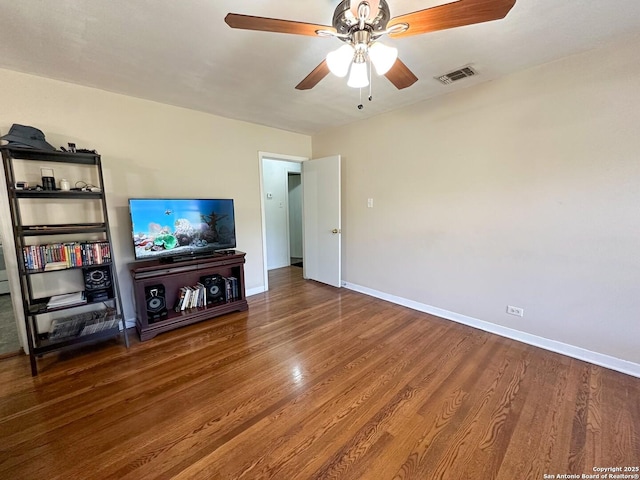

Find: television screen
[129,198,236,261]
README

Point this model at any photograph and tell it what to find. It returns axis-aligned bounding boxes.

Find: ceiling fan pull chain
[368,59,373,102]
[358,87,364,110]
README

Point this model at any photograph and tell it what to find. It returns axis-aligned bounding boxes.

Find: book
[174,287,186,312]
[44,261,68,271]
[181,287,191,311]
[190,286,199,309]
[228,276,238,300]
[47,291,87,309]
[196,282,206,306]
[225,277,232,302]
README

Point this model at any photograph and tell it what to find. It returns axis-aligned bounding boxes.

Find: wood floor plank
[1,266,639,480]
[494,351,572,480]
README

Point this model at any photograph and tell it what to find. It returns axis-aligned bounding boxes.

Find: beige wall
[0,69,311,331]
[313,38,640,366]
[2,37,638,370]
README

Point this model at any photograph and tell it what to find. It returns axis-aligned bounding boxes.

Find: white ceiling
[1,1,639,135]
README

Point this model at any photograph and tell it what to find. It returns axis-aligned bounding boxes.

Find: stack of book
[79,308,118,336]
[173,276,240,312]
[174,283,206,312]
[23,241,111,271]
[49,315,85,340]
[225,276,239,301]
[47,291,87,310]
[49,308,117,340]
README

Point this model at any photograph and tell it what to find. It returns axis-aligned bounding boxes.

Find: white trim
[246,286,267,297]
[259,151,308,163]
[344,281,640,379]
[258,155,269,292]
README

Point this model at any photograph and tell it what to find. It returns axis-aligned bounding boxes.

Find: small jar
[60,179,70,191]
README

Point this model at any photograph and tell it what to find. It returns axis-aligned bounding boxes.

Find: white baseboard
[246,286,266,297]
[344,281,640,379]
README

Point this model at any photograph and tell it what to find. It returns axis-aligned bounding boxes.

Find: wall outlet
[506,305,524,317]
[367,198,374,208]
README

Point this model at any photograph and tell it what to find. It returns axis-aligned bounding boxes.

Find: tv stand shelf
[130,251,248,341]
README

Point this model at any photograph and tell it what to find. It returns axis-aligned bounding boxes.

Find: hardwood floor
[1,266,638,479]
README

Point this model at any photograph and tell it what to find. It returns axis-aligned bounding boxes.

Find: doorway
[0,159,26,356]
[0,232,22,356]
[259,152,342,292]
[262,157,303,271]
[259,153,306,291]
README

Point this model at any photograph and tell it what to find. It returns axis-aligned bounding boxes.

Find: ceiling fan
[225,0,516,92]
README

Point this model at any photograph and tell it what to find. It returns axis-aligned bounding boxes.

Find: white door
[302,155,341,288]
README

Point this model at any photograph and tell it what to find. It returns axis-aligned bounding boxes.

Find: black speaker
[83,266,112,291]
[199,274,226,304]
[145,284,167,321]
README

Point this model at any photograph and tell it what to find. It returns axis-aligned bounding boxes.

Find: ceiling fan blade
[388,0,515,38]
[384,59,418,89]
[295,60,331,90]
[225,13,335,36]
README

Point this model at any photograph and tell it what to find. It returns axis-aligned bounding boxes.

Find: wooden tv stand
[129,251,248,341]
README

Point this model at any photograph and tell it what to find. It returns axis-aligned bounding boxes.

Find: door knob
[331,228,340,234]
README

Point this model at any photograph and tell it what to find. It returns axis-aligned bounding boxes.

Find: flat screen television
[128,198,236,262]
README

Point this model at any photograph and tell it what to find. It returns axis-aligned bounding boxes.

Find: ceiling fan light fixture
[347,60,369,88]
[368,41,398,75]
[326,44,355,77]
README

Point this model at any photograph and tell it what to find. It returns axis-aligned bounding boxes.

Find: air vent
[436,66,477,85]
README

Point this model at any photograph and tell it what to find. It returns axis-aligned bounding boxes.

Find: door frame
[287,171,303,263]
[258,151,308,292]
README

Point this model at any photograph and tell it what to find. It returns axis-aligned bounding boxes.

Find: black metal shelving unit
[1,146,129,376]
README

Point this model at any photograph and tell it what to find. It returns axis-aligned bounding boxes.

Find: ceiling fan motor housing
[332,0,391,41]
